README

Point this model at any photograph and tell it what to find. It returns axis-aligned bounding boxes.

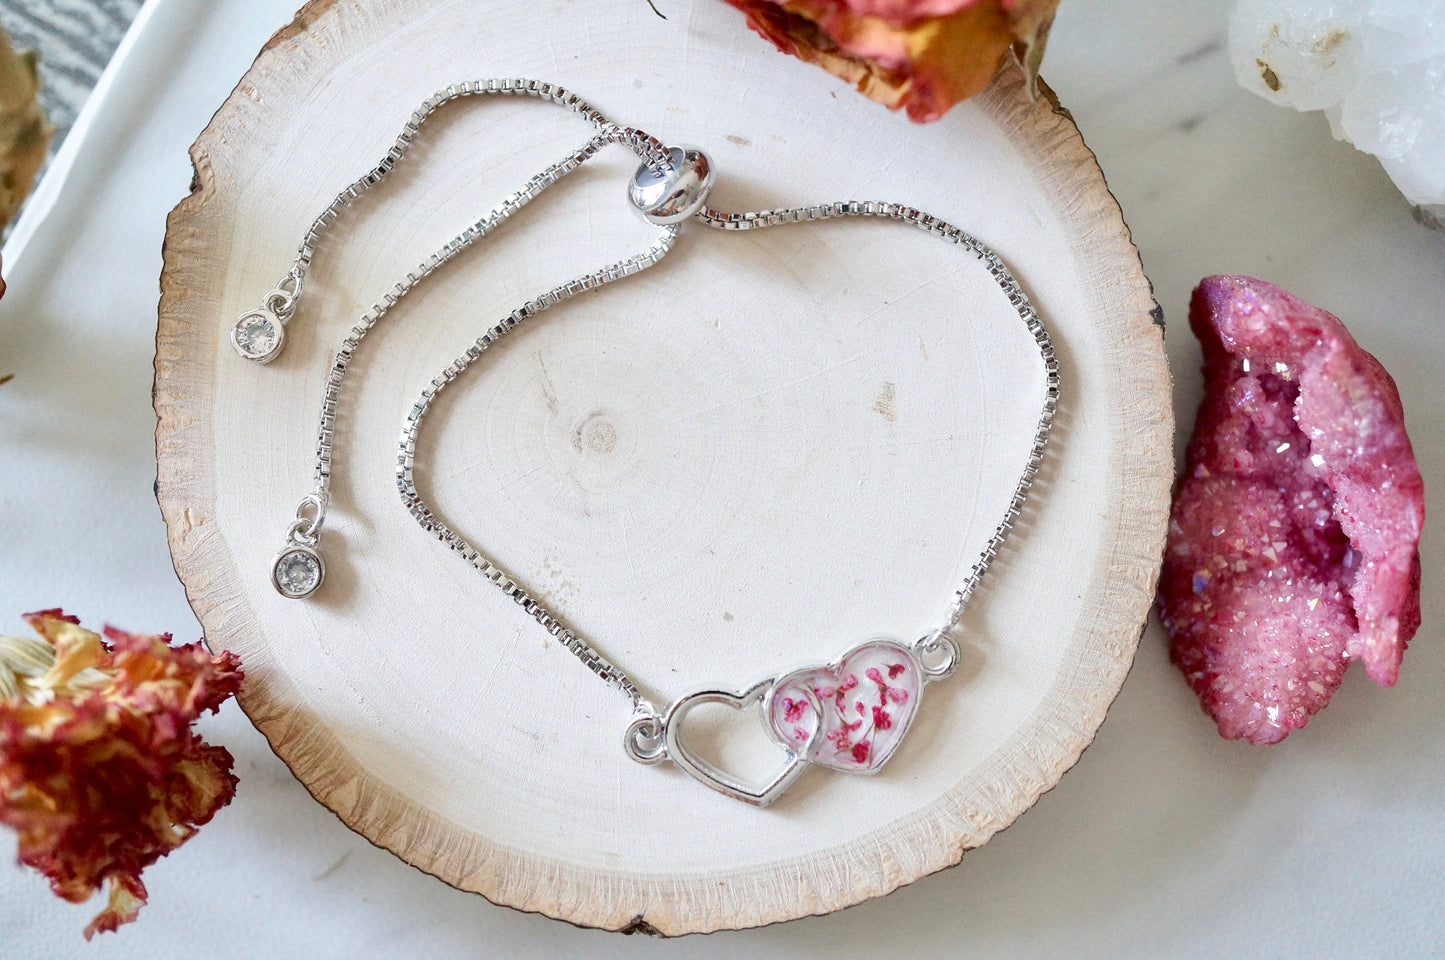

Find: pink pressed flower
[851,740,872,763]
[781,696,808,724]
[762,642,926,773]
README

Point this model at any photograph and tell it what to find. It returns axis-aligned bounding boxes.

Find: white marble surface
[1,0,1441,956]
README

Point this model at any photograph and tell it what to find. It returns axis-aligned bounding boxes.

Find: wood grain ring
[155,0,1172,934]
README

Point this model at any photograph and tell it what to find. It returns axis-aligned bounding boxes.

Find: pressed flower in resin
[767,640,921,768]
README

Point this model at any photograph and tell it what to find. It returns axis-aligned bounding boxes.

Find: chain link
[307,131,622,506]
[694,202,1060,626]
[394,199,1056,710]
[255,78,675,332]
[395,223,679,705]
[269,78,1057,717]
[269,81,681,705]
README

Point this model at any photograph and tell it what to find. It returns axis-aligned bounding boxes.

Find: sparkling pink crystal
[1159,276,1423,744]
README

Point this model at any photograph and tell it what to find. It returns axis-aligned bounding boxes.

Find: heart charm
[765,639,923,773]
[662,678,812,807]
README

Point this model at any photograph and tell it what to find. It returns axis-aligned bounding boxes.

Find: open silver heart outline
[662,678,818,807]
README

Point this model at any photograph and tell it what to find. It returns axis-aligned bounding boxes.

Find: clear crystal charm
[272,545,323,598]
[231,310,284,363]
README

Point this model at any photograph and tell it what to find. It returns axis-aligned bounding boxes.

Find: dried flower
[0,27,52,232]
[721,0,1060,122]
[0,610,242,938]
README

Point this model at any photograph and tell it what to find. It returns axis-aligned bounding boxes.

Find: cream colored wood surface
[154,0,1172,934]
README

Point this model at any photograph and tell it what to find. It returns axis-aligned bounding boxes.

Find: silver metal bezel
[762,637,924,776]
[230,309,285,364]
[656,635,929,804]
[271,543,325,599]
[661,677,809,807]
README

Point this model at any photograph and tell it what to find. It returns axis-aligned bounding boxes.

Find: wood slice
[154,0,1172,934]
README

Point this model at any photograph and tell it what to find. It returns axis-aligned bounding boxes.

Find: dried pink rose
[721,0,1059,122]
[0,610,243,937]
[1158,277,1423,744]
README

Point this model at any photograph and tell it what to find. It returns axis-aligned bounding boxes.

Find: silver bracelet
[236,79,1059,807]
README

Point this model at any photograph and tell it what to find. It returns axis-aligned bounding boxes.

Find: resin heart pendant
[662,678,812,807]
[766,639,923,773]
[653,637,937,804]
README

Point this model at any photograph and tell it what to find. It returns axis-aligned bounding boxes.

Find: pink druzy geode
[1159,276,1423,744]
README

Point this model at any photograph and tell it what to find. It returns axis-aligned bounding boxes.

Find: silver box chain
[240,80,1058,795]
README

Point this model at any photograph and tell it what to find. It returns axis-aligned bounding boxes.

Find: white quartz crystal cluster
[1230,1,1444,222]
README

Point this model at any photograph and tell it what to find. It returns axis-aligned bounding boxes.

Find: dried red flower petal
[721,0,1059,122]
[1159,277,1423,744]
[0,611,243,937]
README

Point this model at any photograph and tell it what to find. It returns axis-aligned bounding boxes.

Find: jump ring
[914,630,960,681]
[285,518,319,547]
[286,495,326,545]
[280,268,305,301]
[295,494,326,525]
[624,711,667,764]
[264,285,298,320]
[263,290,292,318]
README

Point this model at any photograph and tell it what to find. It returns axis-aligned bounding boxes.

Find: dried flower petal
[0,27,52,232]
[0,610,243,937]
[722,0,1059,121]
[1159,277,1423,743]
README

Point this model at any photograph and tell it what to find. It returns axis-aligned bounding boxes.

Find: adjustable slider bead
[628,145,714,225]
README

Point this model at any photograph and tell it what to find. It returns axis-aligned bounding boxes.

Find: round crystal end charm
[628,145,714,225]
[231,310,284,363]
[272,545,324,599]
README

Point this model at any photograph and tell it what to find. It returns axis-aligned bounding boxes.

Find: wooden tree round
[154,0,1172,934]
